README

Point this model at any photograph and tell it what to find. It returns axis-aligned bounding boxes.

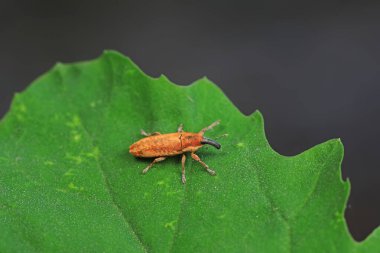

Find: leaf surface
[0,51,379,252]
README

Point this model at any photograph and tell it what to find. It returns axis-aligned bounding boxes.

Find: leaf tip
[158,74,172,83]
[251,109,263,118]
[102,49,125,57]
[249,110,264,125]
[54,61,64,67]
[189,76,215,87]
[101,50,134,65]
[201,76,212,83]
[331,137,344,157]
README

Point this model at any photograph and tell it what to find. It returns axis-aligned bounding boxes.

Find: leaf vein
[79,115,148,253]
[292,144,338,219]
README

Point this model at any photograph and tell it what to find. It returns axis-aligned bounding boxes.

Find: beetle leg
[199,120,220,134]
[177,123,183,133]
[181,154,186,184]
[140,129,161,136]
[190,152,216,176]
[142,157,166,174]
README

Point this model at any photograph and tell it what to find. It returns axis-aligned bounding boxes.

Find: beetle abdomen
[129,133,182,158]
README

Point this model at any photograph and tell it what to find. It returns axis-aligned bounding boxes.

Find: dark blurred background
[1,0,379,241]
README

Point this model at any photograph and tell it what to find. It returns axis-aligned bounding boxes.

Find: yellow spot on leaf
[68,182,84,191]
[217,213,227,219]
[44,160,54,166]
[64,169,75,177]
[126,69,136,76]
[18,104,27,113]
[157,180,166,186]
[237,142,245,148]
[73,133,81,142]
[66,153,83,164]
[68,182,77,190]
[16,114,25,122]
[164,220,177,231]
[334,211,343,223]
[66,115,81,128]
[86,147,100,160]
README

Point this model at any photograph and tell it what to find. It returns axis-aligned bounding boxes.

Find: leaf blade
[0,50,378,252]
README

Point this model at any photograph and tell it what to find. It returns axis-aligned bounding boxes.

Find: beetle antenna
[199,120,220,134]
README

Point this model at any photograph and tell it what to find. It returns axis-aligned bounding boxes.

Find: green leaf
[0,50,379,252]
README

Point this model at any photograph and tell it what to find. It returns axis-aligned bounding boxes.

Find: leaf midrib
[75,113,148,253]
[56,58,148,252]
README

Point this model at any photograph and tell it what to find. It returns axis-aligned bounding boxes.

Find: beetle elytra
[129,120,221,184]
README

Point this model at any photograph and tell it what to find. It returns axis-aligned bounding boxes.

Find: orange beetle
[129,120,221,184]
